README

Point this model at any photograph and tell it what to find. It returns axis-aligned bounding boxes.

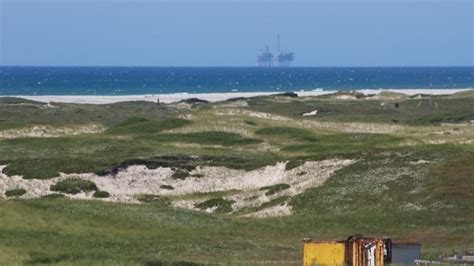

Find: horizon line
[1,65,473,68]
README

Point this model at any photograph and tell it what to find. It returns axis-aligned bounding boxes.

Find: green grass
[257,126,402,158]
[50,178,98,194]
[135,194,169,205]
[256,126,317,142]
[0,99,177,129]
[106,118,192,135]
[247,95,474,124]
[143,131,263,146]
[0,94,473,264]
[0,148,473,264]
[4,188,27,197]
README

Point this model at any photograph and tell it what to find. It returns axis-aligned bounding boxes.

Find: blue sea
[0,66,472,95]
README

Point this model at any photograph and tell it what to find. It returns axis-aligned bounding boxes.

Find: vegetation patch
[93,191,110,198]
[5,188,27,197]
[50,178,98,194]
[171,169,190,180]
[41,193,66,199]
[136,194,169,205]
[260,184,290,196]
[97,154,280,176]
[244,120,257,126]
[255,127,317,142]
[195,197,235,213]
[107,118,191,135]
[160,185,174,190]
[282,133,402,157]
[285,159,305,171]
[144,260,202,266]
[236,196,291,215]
[144,131,263,146]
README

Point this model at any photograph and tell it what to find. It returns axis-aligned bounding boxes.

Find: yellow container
[303,240,346,266]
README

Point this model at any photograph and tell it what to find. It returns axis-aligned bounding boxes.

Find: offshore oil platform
[257,34,294,67]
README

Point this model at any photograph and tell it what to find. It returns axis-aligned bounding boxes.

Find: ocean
[0,66,472,95]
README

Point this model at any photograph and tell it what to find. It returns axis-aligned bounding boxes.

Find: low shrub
[195,197,235,213]
[93,191,110,198]
[5,188,27,197]
[171,169,190,180]
[285,159,305,171]
[50,178,98,194]
[260,183,290,196]
[244,120,257,126]
[160,185,174,190]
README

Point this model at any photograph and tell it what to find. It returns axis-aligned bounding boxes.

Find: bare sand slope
[0,159,354,217]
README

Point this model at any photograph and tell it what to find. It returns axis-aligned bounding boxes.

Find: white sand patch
[302,110,318,116]
[0,166,102,201]
[335,95,357,100]
[0,124,105,139]
[409,160,430,165]
[0,159,355,217]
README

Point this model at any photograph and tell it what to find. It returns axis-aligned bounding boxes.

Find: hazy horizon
[1,0,473,67]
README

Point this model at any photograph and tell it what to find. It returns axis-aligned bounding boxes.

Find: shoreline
[7,88,473,104]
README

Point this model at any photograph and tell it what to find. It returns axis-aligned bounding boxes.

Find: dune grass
[50,178,98,194]
[106,117,192,135]
[0,94,473,264]
[143,131,263,146]
[1,146,472,264]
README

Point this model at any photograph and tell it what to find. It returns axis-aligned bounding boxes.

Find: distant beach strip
[13,89,474,104]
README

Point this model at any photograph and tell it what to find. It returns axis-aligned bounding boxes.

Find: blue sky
[1,0,472,66]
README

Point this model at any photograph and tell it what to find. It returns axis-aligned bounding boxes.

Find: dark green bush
[285,159,305,171]
[50,178,98,194]
[93,191,110,198]
[171,169,190,180]
[5,188,27,197]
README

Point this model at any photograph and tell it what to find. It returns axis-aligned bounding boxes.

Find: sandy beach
[11,88,472,104]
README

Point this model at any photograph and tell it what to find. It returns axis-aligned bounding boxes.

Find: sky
[0,0,472,66]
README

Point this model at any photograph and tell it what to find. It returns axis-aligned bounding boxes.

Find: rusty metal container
[346,235,385,266]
